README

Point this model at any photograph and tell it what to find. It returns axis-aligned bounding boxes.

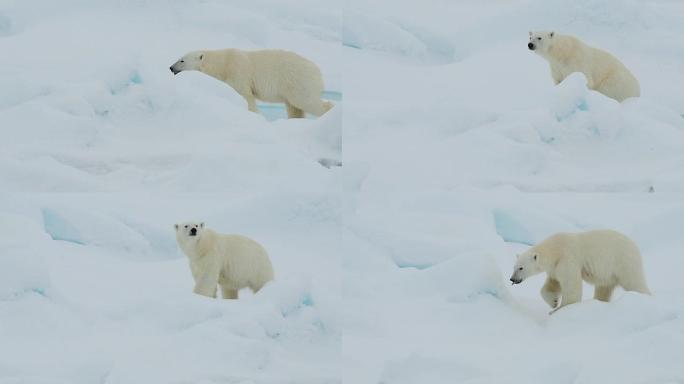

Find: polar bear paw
[541,289,560,309]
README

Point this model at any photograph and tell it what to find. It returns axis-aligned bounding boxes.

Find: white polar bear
[510,230,650,314]
[528,31,640,102]
[175,222,274,299]
[170,49,333,118]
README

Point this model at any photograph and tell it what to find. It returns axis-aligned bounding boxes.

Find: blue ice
[493,209,534,246]
[259,90,341,121]
[42,208,84,244]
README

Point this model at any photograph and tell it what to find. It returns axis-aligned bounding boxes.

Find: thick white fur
[529,31,640,102]
[170,49,333,118]
[511,230,650,314]
[175,222,274,299]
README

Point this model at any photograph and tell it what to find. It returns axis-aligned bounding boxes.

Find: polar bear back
[573,230,642,285]
[246,49,325,103]
[544,34,640,101]
[538,230,644,287]
[201,230,274,290]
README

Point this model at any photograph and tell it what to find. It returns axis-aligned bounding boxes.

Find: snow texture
[3,0,684,383]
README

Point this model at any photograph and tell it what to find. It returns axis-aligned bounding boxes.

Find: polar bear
[528,31,640,102]
[174,222,274,299]
[170,49,333,118]
[510,230,650,314]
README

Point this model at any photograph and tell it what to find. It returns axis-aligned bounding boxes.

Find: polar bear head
[169,51,205,75]
[510,249,544,284]
[174,221,205,241]
[528,31,555,53]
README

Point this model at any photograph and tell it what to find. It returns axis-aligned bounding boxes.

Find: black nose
[190,228,197,235]
[528,43,535,50]
[510,278,515,282]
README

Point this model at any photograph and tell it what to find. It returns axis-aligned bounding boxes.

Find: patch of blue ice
[281,292,315,317]
[342,41,362,49]
[301,292,314,307]
[42,208,83,244]
[110,71,143,95]
[493,209,534,246]
[577,99,588,111]
[258,90,341,121]
[556,98,589,121]
[129,71,143,84]
[394,260,433,270]
[466,288,500,301]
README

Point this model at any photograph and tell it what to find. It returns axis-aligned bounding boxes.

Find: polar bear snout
[510,277,522,284]
[169,66,180,75]
[189,227,197,236]
[528,42,535,50]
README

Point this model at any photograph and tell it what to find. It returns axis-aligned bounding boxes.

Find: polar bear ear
[199,222,204,228]
[174,224,179,230]
[529,31,532,37]
[199,54,204,60]
[549,31,555,38]
[533,254,538,261]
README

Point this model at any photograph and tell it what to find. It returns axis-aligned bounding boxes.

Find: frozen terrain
[343,0,684,383]
[3,0,684,383]
[0,0,341,383]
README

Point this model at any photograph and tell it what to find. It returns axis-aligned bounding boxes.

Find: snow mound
[0,213,52,300]
[42,206,151,255]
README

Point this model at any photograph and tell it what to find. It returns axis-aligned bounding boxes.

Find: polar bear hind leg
[286,103,305,118]
[220,286,239,299]
[288,94,333,117]
[596,71,639,102]
[594,284,616,302]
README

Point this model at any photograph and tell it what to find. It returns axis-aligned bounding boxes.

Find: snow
[343,0,684,383]
[3,0,684,382]
[1,0,341,382]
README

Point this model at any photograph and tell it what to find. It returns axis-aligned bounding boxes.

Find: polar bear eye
[518,267,523,271]
[180,60,184,63]
[537,37,542,41]
[184,225,188,228]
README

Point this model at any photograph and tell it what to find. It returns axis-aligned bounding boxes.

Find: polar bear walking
[175,222,274,299]
[170,49,333,118]
[528,31,640,102]
[510,230,650,314]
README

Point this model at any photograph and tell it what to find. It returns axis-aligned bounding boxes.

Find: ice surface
[342,0,684,382]
[0,0,341,382]
[3,0,684,382]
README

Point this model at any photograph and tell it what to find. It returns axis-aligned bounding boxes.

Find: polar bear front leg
[551,263,583,314]
[193,270,219,298]
[585,74,596,90]
[231,83,258,113]
[550,66,564,85]
[540,277,561,309]
[243,93,257,113]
